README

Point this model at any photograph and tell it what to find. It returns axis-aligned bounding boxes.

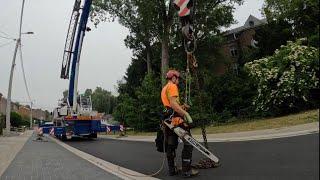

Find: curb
[100,125,319,143]
[205,129,319,142]
[49,136,160,180]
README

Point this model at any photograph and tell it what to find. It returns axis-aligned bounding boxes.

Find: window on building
[227,35,234,41]
[232,63,239,75]
[230,47,238,57]
[249,21,254,27]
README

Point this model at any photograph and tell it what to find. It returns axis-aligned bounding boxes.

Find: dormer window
[249,21,254,27]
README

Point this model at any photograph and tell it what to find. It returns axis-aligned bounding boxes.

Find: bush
[245,39,319,115]
[206,70,257,121]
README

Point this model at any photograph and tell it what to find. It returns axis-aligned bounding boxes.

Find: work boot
[182,157,198,178]
[168,166,178,176]
[168,157,177,176]
[182,168,199,178]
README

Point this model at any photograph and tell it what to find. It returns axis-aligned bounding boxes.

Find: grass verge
[108,110,319,136]
[192,109,319,134]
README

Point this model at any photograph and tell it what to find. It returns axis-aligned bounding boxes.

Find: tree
[88,87,116,114]
[92,0,159,75]
[84,89,93,97]
[92,0,243,85]
[263,0,319,46]
[245,39,319,115]
[113,93,139,128]
[135,73,162,131]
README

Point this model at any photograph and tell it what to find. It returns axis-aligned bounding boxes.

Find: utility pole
[5,0,25,133]
[0,94,3,135]
[30,101,33,129]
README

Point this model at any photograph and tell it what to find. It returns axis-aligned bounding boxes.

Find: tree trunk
[161,35,169,86]
[158,0,174,86]
[145,44,152,74]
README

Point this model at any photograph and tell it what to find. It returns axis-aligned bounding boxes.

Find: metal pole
[5,0,25,133]
[30,101,33,129]
[5,40,20,133]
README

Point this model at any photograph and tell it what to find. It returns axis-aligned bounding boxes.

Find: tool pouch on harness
[155,126,166,152]
[155,108,175,152]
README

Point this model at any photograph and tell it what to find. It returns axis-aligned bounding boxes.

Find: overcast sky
[0,0,264,110]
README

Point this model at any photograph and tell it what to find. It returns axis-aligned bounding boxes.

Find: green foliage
[135,73,162,131]
[209,70,257,119]
[89,87,117,114]
[263,0,319,46]
[92,0,244,82]
[10,112,22,127]
[113,74,162,131]
[112,93,139,128]
[3,112,29,128]
[61,88,117,114]
[245,39,319,114]
[249,20,294,60]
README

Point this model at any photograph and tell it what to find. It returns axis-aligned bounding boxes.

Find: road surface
[65,133,319,180]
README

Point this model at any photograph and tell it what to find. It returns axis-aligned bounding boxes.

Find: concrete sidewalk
[101,122,319,142]
[1,133,121,180]
[0,131,32,177]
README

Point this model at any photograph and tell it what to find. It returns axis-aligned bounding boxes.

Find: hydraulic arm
[60,0,92,112]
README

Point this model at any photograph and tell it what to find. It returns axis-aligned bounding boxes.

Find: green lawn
[116,109,319,136]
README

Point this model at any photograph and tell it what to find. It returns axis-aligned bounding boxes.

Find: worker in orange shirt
[161,69,198,177]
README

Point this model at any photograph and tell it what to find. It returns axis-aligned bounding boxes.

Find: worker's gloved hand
[184,112,193,124]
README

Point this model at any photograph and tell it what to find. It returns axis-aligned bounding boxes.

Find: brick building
[0,93,19,115]
[221,15,267,74]
[0,92,49,120]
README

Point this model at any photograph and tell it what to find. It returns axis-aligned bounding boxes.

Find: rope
[116,124,167,178]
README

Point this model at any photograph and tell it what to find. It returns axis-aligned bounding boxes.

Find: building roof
[224,15,267,35]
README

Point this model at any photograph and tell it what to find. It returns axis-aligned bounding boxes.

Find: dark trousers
[165,125,193,173]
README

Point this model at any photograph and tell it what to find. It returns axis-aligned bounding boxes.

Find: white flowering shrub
[245,39,319,113]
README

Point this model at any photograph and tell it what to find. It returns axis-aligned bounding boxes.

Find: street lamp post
[5,0,26,134]
[30,101,33,129]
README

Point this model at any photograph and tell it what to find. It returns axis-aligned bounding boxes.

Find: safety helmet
[166,70,180,79]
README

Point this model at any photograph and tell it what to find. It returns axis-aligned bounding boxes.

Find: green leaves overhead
[263,0,319,40]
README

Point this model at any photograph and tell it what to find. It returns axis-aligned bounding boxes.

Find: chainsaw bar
[163,121,219,163]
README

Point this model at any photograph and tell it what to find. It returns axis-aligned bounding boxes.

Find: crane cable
[181,0,219,169]
[183,0,197,106]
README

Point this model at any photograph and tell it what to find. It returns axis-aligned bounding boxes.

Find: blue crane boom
[52,0,104,140]
[61,0,92,109]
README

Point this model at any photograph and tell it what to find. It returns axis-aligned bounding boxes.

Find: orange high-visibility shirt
[161,82,179,108]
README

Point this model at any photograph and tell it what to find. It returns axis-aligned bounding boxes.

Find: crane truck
[52,0,104,140]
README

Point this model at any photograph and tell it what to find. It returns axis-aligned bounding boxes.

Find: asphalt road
[66,133,319,180]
